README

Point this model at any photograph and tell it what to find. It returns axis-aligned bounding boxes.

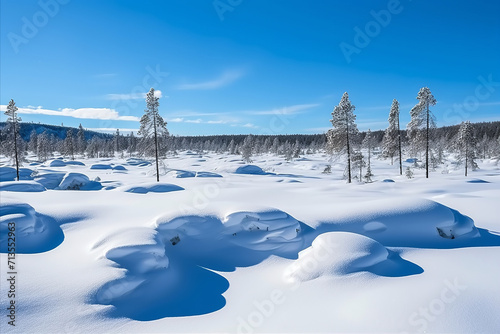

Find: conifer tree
[382,99,402,174]
[407,87,437,178]
[327,92,359,183]
[138,88,168,182]
[455,121,477,176]
[241,135,254,163]
[4,99,23,180]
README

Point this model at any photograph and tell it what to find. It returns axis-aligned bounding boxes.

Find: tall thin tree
[4,99,22,181]
[382,99,402,174]
[138,88,168,182]
[407,87,437,178]
[327,92,359,183]
[455,121,477,176]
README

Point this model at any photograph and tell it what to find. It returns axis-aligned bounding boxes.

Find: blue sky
[1,0,499,136]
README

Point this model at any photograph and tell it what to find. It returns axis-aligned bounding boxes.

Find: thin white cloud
[242,123,258,128]
[168,117,185,123]
[106,90,163,100]
[0,105,139,121]
[246,103,320,115]
[185,119,202,124]
[177,70,244,90]
[87,128,139,134]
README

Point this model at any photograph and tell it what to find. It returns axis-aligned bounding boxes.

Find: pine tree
[37,131,51,161]
[64,129,75,160]
[407,87,437,178]
[455,121,477,176]
[362,129,375,181]
[327,92,359,183]
[382,99,402,174]
[241,134,254,163]
[138,88,168,182]
[4,99,23,180]
[228,139,236,154]
[76,124,86,156]
[28,129,38,155]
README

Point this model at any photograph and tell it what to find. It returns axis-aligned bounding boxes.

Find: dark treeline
[1,120,499,164]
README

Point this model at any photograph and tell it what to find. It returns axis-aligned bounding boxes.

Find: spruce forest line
[2,87,500,181]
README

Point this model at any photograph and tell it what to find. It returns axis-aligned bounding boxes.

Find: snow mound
[382,179,395,183]
[90,164,113,170]
[56,172,102,190]
[123,183,184,194]
[0,181,46,192]
[196,171,222,178]
[168,170,196,178]
[323,199,480,247]
[64,160,85,166]
[112,165,127,171]
[48,159,67,167]
[156,209,304,252]
[235,165,267,175]
[0,166,34,181]
[0,200,64,253]
[126,158,151,167]
[286,232,389,281]
[34,172,65,189]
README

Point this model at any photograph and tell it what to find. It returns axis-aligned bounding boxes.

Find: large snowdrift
[0,199,64,253]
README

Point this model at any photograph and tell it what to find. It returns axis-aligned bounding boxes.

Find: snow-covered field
[1,152,500,333]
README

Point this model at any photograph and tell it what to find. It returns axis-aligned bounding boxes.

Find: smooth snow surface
[1,152,500,333]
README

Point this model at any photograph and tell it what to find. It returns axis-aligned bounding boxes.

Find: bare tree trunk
[346,116,351,183]
[153,113,160,182]
[13,121,20,181]
[465,142,468,177]
[425,102,429,178]
[398,114,402,175]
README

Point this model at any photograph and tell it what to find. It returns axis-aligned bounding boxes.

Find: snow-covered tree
[327,92,359,183]
[382,99,402,174]
[228,139,236,154]
[407,87,437,178]
[241,134,254,163]
[126,132,137,157]
[28,129,38,154]
[455,121,478,176]
[4,99,23,180]
[37,131,51,161]
[76,124,86,155]
[64,129,75,160]
[271,137,280,155]
[362,129,375,181]
[138,88,168,182]
[350,151,365,182]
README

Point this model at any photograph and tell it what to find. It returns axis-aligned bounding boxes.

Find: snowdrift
[122,183,184,194]
[0,180,46,192]
[285,232,422,282]
[317,198,480,248]
[0,166,34,181]
[56,172,102,190]
[0,199,64,253]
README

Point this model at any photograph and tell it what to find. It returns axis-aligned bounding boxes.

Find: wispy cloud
[177,69,244,90]
[0,105,139,121]
[87,128,139,134]
[245,103,320,115]
[242,123,258,128]
[106,90,163,100]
